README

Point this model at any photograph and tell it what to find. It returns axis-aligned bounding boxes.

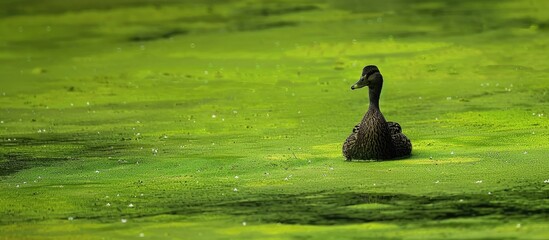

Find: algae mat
[0,0,548,239]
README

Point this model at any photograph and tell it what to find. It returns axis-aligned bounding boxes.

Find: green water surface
[0,0,548,239]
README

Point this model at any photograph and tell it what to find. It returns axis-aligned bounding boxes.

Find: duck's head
[351,65,382,90]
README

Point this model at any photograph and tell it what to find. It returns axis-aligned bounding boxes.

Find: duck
[342,65,412,160]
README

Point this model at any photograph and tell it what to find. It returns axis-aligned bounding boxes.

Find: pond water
[0,1,548,239]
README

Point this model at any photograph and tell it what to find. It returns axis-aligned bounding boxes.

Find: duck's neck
[368,83,382,110]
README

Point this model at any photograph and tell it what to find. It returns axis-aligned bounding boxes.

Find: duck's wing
[352,124,360,133]
[387,122,402,135]
[342,124,360,160]
[390,133,412,159]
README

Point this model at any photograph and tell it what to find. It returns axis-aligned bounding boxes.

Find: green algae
[0,0,548,239]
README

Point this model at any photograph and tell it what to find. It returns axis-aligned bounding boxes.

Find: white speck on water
[68,217,74,221]
[373,183,377,186]
[234,176,239,179]
[516,223,521,229]
[38,176,42,179]
[329,167,334,171]
[128,203,134,208]
[284,177,289,181]
[475,180,483,184]
[211,114,216,118]
[488,192,492,195]
[297,111,301,114]
[242,222,247,226]
[532,132,535,135]
[523,151,528,154]
[0,121,3,124]
[308,160,311,163]
[446,97,452,100]
[459,199,464,202]
[139,233,145,237]
[435,180,440,184]
[418,96,422,100]
[233,188,238,192]
[211,143,215,146]
[16,184,20,188]
[117,194,120,197]
[140,193,144,197]
[152,148,158,155]
[450,151,454,155]
[23,182,27,184]
[435,117,439,121]
[86,101,90,106]
[106,203,111,207]
[121,219,127,223]
[233,110,238,114]
[429,156,433,160]
[136,121,141,124]
[95,170,100,173]
[543,179,549,183]
[204,70,209,75]
[222,118,225,121]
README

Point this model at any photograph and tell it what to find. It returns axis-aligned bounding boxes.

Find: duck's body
[342,65,412,160]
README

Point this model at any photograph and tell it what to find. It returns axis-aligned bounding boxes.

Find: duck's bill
[351,76,367,90]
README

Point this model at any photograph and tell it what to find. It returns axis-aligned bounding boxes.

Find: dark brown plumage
[343,65,412,160]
